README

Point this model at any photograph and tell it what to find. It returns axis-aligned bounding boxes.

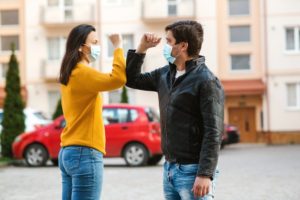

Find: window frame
[0,10,19,26]
[286,82,300,110]
[228,0,250,17]
[229,25,251,43]
[229,54,252,72]
[285,27,300,54]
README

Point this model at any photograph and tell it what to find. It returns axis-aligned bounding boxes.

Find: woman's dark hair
[59,24,96,85]
[165,20,203,57]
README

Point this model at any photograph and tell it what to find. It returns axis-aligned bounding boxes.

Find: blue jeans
[58,146,104,200]
[163,161,219,200]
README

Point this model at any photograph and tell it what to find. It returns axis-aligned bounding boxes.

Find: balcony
[41,5,96,28]
[141,0,196,23]
[40,60,60,81]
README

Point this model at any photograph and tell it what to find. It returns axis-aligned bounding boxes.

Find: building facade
[0,0,299,143]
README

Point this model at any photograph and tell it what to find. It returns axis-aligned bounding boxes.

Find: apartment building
[264,0,300,143]
[0,0,299,143]
[0,0,27,107]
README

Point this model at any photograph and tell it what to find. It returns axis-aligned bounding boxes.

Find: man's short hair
[165,20,203,57]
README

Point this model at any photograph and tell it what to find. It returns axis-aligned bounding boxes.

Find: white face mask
[163,44,176,64]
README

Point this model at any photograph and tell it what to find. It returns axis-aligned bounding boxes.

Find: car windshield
[145,108,160,122]
[34,112,49,120]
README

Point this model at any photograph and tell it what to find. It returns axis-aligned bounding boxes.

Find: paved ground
[0,144,300,200]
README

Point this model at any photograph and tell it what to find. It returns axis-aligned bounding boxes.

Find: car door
[104,108,137,157]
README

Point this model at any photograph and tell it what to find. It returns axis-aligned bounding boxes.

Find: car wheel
[25,144,48,167]
[123,143,148,167]
[147,155,163,166]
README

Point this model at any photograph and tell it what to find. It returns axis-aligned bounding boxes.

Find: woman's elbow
[116,75,126,87]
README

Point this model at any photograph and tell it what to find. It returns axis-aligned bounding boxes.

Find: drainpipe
[263,0,272,144]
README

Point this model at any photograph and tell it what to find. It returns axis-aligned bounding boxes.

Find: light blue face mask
[83,44,101,62]
[163,44,176,64]
[89,45,101,62]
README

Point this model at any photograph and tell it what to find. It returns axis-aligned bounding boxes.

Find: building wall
[266,0,300,133]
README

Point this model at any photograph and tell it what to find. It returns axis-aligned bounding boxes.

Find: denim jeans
[58,146,104,200]
[163,161,219,200]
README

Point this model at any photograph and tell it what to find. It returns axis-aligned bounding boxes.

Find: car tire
[123,143,149,167]
[147,155,163,166]
[25,144,48,167]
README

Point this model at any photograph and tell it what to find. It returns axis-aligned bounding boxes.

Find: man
[126,21,224,200]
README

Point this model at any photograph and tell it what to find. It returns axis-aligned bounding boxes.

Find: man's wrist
[136,44,148,54]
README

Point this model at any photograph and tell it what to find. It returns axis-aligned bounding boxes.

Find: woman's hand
[136,33,161,54]
[109,34,123,49]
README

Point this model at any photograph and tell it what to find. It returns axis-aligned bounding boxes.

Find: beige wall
[266,0,300,132]
[0,0,25,85]
[217,0,264,80]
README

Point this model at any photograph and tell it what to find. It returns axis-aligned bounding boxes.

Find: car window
[145,107,159,122]
[103,108,131,124]
[34,112,49,120]
[129,109,138,122]
[60,119,66,128]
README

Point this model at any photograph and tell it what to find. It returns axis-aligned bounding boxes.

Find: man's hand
[191,176,211,198]
[136,33,161,54]
[109,34,123,49]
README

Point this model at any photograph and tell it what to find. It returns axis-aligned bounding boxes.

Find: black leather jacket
[126,50,224,178]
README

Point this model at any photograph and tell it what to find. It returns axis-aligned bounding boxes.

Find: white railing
[41,5,96,24]
[142,0,195,20]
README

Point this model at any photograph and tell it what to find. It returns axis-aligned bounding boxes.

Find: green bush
[120,87,129,103]
[0,44,25,158]
[52,98,63,120]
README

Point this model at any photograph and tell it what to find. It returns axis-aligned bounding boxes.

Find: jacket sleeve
[197,78,225,178]
[125,50,160,92]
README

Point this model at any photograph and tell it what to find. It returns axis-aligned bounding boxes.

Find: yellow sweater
[60,48,126,154]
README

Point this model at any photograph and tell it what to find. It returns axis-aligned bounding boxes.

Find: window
[47,38,60,60]
[64,0,73,21]
[1,35,19,51]
[145,108,159,122]
[47,37,66,60]
[230,25,250,42]
[228,0,250,16]
[0,10,19,25]
[285,27,300,52]
[0,63,8,79]
[48,0,59,6]
[168,0,178,16]
[103,108,131,124]
[287,83,300,109]
[231,54,250,71]
[107,34,134,57]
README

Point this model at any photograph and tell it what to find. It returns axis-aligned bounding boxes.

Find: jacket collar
[169,55,205,72]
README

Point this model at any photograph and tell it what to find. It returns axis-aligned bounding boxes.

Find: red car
[12,104,162,167]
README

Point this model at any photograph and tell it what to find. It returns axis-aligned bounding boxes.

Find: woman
[58,24,126,200]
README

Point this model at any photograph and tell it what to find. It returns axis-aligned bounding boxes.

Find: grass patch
[0,157,13,165]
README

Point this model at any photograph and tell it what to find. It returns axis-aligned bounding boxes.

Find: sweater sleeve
[80,48,126,93]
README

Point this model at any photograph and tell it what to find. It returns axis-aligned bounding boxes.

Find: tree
[120,87,129,103]
[52,98,63,120]
[1,44,25,158]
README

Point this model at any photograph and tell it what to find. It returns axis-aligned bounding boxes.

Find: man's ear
[182,42,188,51]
